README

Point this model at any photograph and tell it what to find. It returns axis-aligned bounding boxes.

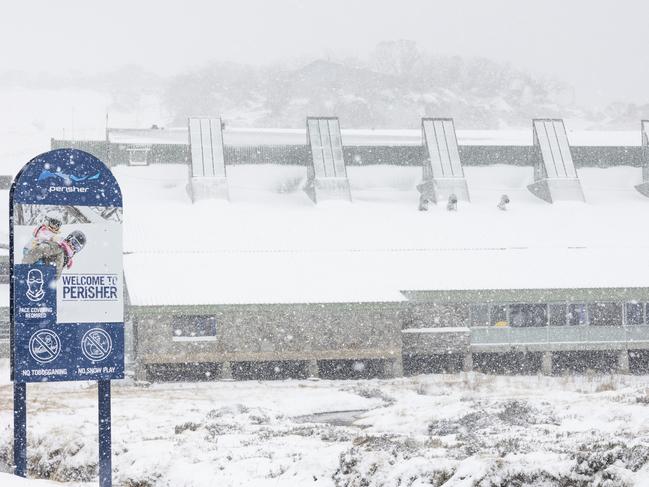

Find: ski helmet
[65,230,86,253]
[44,210,62,232]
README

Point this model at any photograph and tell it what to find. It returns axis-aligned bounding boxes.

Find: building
[1,124,648,380]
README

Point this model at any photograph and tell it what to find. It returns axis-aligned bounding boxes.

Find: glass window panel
[173,316,217,338]
[209,118,225,177]
[470,304,489,327]
[510,304,547,327]
[319,120,335,177]
[545,121,565,177]
[329,119,346,177]
[200,119,215,176]
[128,148,149,166]
[442,120,463,177]
[534,120,558,178]
[549,303,567,327]
[626,303,644,326]
[490,305,508,327]
[434,121,452,177]
[552,120,577,178]
[587,302,622,327]
[423,120,444,176]
[308,120,326,178]
[189,118,205,177]
[568,304,588,326]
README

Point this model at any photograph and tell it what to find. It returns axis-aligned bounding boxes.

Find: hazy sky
[3,0,648,107]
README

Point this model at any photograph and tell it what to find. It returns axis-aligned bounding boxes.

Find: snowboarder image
[22,230,86,280]
[23,210,63,257]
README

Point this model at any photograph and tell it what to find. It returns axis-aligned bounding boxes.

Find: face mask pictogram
[26,268,45,302]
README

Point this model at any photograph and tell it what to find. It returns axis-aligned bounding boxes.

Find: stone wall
[133,302,403,365]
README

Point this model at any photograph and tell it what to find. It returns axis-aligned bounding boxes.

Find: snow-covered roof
[108,127,188,145]
[117,163,649,306]
[124,246,649,307]
[108,127,642,147]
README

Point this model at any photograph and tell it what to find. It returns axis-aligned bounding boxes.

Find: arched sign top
[11,148,122,207]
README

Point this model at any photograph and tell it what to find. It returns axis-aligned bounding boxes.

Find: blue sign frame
[10,148,122,485]
[10,148,124,382]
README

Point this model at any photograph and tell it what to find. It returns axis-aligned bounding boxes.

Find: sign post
[10,148,124,486]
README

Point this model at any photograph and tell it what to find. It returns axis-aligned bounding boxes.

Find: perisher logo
[38,169,100,184]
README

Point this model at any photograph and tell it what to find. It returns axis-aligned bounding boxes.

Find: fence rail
[471,325,649,351]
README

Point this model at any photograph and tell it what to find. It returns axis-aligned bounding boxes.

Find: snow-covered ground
[2,361,649,486]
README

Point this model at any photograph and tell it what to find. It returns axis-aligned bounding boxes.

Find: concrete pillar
[617,350,630,374]
[541,352,553,375]
[221,361,233,380]
[383,357,404,378]
[462,352,474,372]
[134,363,149,382]
[392,356,404,377]
[307,360,319,378]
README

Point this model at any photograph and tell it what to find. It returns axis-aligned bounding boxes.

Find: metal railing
[471,325,649,349]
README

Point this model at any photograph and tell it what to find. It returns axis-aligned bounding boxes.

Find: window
[172,315,217,341]
[568,304,588,326]
[470,304,490,327]
[509,304,547,327]
[549,303,567,327]
[127,146,150,166]
[490,305,508,327]
[626,303,645,326]
[587,302,622,327]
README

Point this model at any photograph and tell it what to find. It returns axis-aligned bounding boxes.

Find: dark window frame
[172,315,217,341]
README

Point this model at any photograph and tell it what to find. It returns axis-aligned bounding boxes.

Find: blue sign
[12,149,121,207]
[10,149,124,383]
